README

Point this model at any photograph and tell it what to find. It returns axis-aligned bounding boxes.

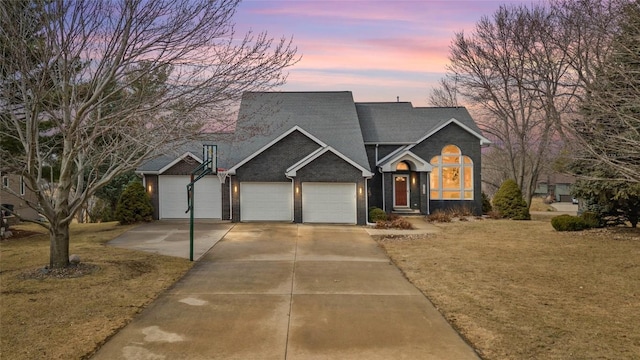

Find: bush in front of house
[493,179,530,220]
[369,207,387,222]
[426,210,452,223]
[375,214,414,229]
[551,214,587,231]
[115,181,154,225]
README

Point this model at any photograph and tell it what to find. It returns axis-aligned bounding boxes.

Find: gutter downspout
[228,176,233,221]
[379,167,385,213]
[364,175,376,226]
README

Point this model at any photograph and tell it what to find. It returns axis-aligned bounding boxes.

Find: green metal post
[189,175,194,261]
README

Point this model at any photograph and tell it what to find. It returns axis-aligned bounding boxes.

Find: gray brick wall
[294,151,367,225]
[163,158,201,175]
[235,130,320,182]
[411,123,483,215]
[231,130,321,221]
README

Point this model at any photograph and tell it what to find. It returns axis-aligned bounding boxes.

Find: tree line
[430,0,639,227]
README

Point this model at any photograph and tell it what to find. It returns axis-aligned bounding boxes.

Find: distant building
[1,171,40,221]
[534,172,576,202]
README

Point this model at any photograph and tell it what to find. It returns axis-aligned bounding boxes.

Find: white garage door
[240,182,293,221]
[302,182,357,224]
[159,175,221,219]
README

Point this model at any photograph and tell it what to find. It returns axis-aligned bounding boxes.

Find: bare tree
[428,76,459,107]
[572,1,640,182]
[0,0,298,268]
[445,1,623,205]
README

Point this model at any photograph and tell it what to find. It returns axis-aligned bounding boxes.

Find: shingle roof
[229,91,371,171]
[137,93,486,174]
[136,136,234,173]
[356,103,483,144]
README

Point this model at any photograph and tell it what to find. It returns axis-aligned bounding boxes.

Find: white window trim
[430,146,474,200]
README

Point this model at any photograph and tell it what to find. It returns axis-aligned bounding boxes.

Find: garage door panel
[159,176,221,219]
[240,182,292,221]
[302,183,356,224]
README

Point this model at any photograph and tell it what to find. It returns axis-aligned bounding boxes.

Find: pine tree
[573,2,640,182]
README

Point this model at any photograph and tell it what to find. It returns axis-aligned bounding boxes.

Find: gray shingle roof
[136,136,234,173]
[229,91,371,171]
[356,103,482,144]
[137,93,486,173]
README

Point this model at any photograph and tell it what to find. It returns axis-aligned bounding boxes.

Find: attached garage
[302,182,357,224]
[159,175,221,219]
[240,182,293,221]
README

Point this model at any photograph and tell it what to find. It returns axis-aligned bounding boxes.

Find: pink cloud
[291,36,450,74]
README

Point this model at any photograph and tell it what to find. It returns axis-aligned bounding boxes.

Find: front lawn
[0,222,193,360]
[378,218,640,359]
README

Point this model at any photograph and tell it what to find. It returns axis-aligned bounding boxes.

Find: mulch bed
[19,263,100,280]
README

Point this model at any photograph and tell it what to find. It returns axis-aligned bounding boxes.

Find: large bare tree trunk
[49,220,70,268]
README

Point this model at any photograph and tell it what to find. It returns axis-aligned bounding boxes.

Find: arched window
[429,145,473,200]
[395,161,410,171]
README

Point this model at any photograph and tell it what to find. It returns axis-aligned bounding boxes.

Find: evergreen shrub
[369,207,387,222]
[492,179,530,220]
[482,191,493,214]
[580,211,601,228]
[551,214,587,231]
[115,181,154,225]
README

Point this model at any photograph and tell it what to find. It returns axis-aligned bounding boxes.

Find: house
[136,91,490,225]
[534,172,576,202]
[1,171,41,222]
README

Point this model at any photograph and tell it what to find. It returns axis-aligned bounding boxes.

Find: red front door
[394,176,408,207]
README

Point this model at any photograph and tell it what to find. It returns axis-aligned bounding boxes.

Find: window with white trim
[2,176,7,188]
[430,145,473,200]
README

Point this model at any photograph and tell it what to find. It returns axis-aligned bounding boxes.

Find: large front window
[430,145,473,200]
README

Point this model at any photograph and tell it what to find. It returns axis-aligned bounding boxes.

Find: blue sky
[233,0,544,106]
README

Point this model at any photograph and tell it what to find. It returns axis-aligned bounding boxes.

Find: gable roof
[137,92,488,175]
[226,126,324,175]
[377,150,432,172]
[407,118,491,148]
[229,91,371,171]
[285,146,374,177]
[135,137,234,174]
[356,103,487,145]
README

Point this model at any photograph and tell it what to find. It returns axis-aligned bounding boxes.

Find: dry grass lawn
[378,218,640,360]
[0,222,193,360]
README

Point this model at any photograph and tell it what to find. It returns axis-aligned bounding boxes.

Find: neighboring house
[136,91,490,225]
[534,173,576,202]
[0,171,40,221]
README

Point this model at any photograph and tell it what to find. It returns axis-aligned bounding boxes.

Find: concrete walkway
[93,223,478,360]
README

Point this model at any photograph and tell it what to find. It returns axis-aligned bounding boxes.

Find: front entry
[393,175,409,208]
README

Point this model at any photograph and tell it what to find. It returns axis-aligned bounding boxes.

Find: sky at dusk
[233,0,543,106]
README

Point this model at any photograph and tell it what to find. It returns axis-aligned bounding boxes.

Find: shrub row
[426,206,476,223]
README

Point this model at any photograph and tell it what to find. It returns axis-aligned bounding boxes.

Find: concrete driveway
[106,220,234,260]
[94,223,478,360]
